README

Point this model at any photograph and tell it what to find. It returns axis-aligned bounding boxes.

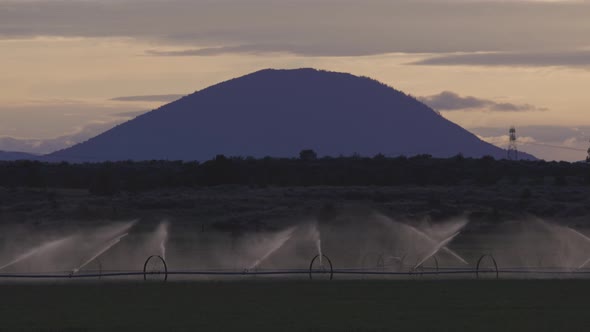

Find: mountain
[0,151,40,161]
[49,68,535,162]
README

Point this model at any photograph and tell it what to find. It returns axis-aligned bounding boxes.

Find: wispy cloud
[0,121,124,155]
[145,44,298,57]
[1,1,590,56]
[111,94,185,102]
[0,99,143,142]
[412,51,590,68]
[419,91,546,112]
[113,110,149,118]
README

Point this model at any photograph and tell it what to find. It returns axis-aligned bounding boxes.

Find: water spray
[381,217,468,265]
[413,232,461,270]
[309,223,323,266]
[411,225,467,265]
[72,233,128,274]
[561,227,590,269]
[0,236,73,271]
[155,221,169,261]
[249,226,296,270]
[534,220,590,269]
[412,256,439,276]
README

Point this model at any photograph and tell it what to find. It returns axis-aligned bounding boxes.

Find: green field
[1,280,589,331]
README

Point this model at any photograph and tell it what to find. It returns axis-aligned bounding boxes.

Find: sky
[1,0,590,161]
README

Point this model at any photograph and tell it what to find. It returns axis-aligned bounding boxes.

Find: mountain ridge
[48,68,535,162]
[0,150,40,161]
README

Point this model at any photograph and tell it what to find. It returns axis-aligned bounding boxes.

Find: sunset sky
[2,0,590,161]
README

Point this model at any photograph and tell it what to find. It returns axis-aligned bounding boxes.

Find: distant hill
[0,151,39,161]
[49,68,535,162]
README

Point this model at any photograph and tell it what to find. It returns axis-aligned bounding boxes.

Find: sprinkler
[242,267,259,278]
[411,255,439,277]
[361,252,382,271]
[380,253,406,272]
[72,233,127,275]
[75,258,102,280]
[94,259,103,280]
[248,226,297,270]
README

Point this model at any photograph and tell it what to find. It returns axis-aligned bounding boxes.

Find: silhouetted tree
[373,153,386,160]
[0,155,589,191]
[299,149,317,161]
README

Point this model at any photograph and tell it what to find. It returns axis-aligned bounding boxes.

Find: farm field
[1,280,588,332]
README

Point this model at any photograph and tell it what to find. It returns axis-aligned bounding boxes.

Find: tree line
[0,152,588,195]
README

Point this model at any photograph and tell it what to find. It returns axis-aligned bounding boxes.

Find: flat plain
[1,280,589,332]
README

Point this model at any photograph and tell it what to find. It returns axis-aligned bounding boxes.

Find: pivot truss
[2,254,590,281]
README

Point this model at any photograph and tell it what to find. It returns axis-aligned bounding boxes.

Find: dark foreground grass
[1,280,589,332]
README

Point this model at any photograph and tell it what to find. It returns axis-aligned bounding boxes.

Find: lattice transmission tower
[507,126,518,160]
